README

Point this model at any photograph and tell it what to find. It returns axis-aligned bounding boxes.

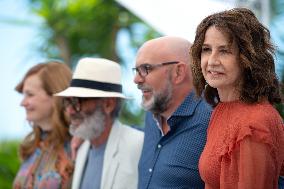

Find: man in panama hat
[56,57,144,189]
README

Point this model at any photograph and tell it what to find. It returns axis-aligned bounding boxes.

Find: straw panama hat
[55,57,126,98]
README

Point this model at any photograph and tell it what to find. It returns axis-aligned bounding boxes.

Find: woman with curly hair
[13,61,74,189]
[190,8,284,189]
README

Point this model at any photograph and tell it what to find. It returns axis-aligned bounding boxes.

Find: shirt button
[157,144,162,148]
[149,168,153,173]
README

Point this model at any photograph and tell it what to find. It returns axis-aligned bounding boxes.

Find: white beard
[69,106,106,140]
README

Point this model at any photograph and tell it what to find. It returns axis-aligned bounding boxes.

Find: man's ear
[102,98,116,115]
[173,63,187,84]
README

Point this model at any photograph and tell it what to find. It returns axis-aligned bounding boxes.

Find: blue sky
[0,0,43,139]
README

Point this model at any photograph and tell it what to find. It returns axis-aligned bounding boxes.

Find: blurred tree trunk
[55,35,71,66]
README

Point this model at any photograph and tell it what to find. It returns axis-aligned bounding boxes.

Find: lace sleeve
[220,137,276,189]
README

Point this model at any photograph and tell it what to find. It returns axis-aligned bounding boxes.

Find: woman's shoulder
[234,102,284,146]
[217,102,284,159]
[240,102,282,126]
[218,101,282,125]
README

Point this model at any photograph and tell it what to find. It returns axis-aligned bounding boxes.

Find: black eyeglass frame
[63,97,98,112]
[132,61,179,77]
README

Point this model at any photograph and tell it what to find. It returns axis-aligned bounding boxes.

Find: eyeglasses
[132,61,179,77]
[63,97,95,112]
[63,97,82,112]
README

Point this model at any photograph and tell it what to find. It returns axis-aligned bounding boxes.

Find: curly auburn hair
[190,7,282,107]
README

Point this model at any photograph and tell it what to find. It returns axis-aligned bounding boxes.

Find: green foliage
[276,103,284,118]
[275,83,284,119]
[0,140,21,189]
[27,0,160,67]
[271,0,284,119]
[271,0,284,18]
[26,0,161,126]
[119,100,145,129]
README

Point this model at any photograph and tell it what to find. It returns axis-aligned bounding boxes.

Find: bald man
[133,36,212,188]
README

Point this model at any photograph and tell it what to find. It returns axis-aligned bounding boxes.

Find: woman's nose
[208,52,220,66]
[20,97,27,107]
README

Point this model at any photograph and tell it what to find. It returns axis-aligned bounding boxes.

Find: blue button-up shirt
[138,92,212,189]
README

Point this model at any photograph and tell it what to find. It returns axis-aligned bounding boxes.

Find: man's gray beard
[69,106,106,140]
[141,75,173,114]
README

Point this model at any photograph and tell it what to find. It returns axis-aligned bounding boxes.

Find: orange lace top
[199,101,284,189]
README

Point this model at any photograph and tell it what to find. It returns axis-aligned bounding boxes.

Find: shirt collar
[171,91,200,117]
[152,91,201,135]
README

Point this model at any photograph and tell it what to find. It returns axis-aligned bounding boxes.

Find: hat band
[71,79,122,93]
